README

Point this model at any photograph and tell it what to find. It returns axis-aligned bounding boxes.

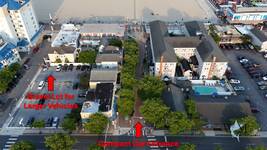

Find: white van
[37,81,45,90]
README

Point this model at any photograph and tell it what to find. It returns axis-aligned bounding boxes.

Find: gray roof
[184,21,208,36]
[95,53,122,63]
[52,46,76,54]
[165,37,201,48]
[196,37,228,62]
[196,101,252,125]
[90,69,118,83]
[149,20,177,62]
[251,28,267,42]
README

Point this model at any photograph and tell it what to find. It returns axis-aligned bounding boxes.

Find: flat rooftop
[80,24,125,36]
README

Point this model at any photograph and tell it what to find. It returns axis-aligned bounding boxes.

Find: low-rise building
[0,38,21,70]
[213,25,243,44]
[48,46,78,63]
[249,28,267,51]
[80,83,116,120]
[95,53,122,68]
[99,45,120,54]
[89,69,118,89]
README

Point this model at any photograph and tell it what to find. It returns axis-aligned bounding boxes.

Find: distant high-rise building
[0,0,40,47]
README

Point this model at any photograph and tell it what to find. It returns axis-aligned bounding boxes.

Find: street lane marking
[147,136,155,138]
[6,141,15,144]
[2,148,10,150]
[150,146,159,148]
[8,138,17,141]
[4,145,11,148]
[147,138,156,141]
[10,135,19,137]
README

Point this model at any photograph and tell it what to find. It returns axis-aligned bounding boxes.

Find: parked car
[240,59,249,64]
[38,98,45,105]
[251,73,262,78]
[263,76,267,81]
[56,65,62,72]
[68,64,74,71]
[76,65,81,70]
[265,93,267,98]
[248,44,254,50]
[63,64,68,71]
[46,118,53,127]
[234,86,245,91]
[257,81,267,86]
[251,108,261,113]
[26,117,35,127]
[259,86,267,90]
[52,117,59,127]
[23,64,30,70]
[230,79,241,84]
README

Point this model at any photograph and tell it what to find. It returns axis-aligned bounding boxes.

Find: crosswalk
[2,135,19,150]
[147,135,160,150]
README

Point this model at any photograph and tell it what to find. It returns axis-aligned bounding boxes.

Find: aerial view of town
[0,0,267,149]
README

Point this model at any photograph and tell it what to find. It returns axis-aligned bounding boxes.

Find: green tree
[178,143,196,150]
[9,63,21,73]
[232,116,260,136]
[167,112,194,134]
[84,113,109,134]
[66,104,82,123]
[121,73,136,89]
[78,50,96,64]
[215,145,223,150]
[62,117,76,132]
[88,144,104,150]
[65,58,70,63]
[45,133,76,150]
[184,99,198,119]
[118,99,134,118]
[10,141,35,150]
[55,58,62,63]
[246,145,267,150]
[109,38,122,48]
[79,73,90,89]
[138,76,165,100]
[140,99,169,128]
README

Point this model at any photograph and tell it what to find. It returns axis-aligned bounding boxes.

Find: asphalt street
[1,135,267,150]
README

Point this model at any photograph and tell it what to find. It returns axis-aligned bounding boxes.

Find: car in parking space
[68,64,74,71]
[234,86,245,91]
[259,86,267,90]
[265,93,267,98]
[38,98,45,105]
[230,79,241,84]
[37,81,45,90]
[26,117,35,127]
[257,81,267,86]
[76,65,81,70]
[46,118,53,127]
[248,44,254,50]
[56,65,62,72]
[251,72,262,79]
[63,64,68,71]
[263,76,267,81]
[251,108,261,113]
[240,59,249,64]
[52,117,59,127]
[81,65,87,71]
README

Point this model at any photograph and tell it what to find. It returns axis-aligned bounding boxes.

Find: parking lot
[9,65,90,128]
[224,49,267,130]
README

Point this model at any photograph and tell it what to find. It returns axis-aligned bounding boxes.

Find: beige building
[214,25,243,44]
[48,46,78,63]
[89,69,118,89]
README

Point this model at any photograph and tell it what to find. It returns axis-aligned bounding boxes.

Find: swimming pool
[192,86,218,95]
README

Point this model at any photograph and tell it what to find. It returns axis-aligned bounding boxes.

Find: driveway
[224,50,267,130]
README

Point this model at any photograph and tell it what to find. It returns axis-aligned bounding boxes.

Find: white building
[47,46,78,63]
[0,38,21,70]
[95,53,122,68]
[226,5,267,24]
[0,0,40,47]
[80,24,125,37]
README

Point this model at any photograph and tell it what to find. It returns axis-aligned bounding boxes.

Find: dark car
[38,98,45,105]
[63,64,68,71]
[76,65,81,70]
[26,117,35,127]
[78,92,87,98]
[81,65,87,71]
[73,83,79,90]
[46,117,53,127]
[251,108,260,113]
[68,64,74,71]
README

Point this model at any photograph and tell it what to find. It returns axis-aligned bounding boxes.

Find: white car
[263,76,267,81]
[240,59,248,64]
[56,65,61,72]
[234,86,245,91]
[230,79,241,84]
[52,117,59,127]
[264,54,267,59]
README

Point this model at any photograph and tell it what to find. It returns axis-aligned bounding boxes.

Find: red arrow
[47,75,55,91]
[134,122,143,138]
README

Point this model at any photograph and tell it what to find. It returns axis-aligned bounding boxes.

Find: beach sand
[32,0,217,23]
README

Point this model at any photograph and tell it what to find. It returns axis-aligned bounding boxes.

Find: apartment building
[149,21,228,80]
[0,0,40,47]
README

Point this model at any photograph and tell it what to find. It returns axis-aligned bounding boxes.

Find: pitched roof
[184,21,208,36]
[149,20,177,62]
[0,0,6,7]
[165,37,201,48]
[196,37,228,62]
[0,43,15,61]
[95,53,122,63]
[250,28,267,42]
[196,101,252,125]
